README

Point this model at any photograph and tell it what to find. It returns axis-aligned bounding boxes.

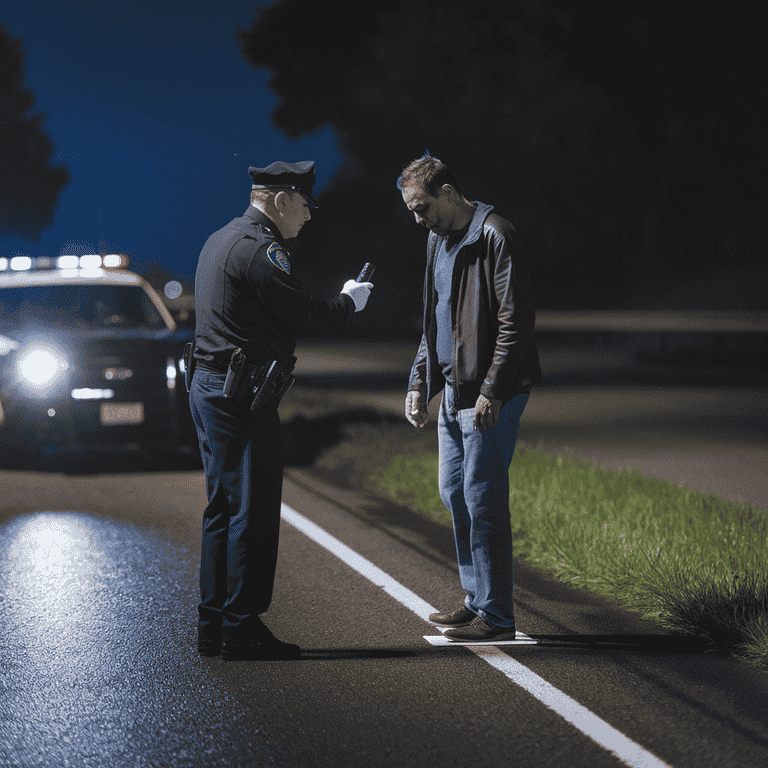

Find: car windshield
[0,284,168,330]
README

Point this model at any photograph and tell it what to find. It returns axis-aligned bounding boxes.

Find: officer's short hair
[397,152,464,199]
[250,187,275,206]
[250,187,302,206]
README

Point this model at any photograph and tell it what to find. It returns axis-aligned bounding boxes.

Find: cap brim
[300,191,319,208]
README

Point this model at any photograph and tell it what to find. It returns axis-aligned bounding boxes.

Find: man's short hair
[396,152,464,198]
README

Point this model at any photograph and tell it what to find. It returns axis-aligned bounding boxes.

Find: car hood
[0,327,176,364]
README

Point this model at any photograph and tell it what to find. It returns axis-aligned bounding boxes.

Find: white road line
[282,504,671,768]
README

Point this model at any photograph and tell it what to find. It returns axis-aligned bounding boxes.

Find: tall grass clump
[507,448,768,658]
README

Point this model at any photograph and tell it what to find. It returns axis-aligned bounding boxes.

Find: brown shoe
[429,604,476,627]
[444,617,517,642]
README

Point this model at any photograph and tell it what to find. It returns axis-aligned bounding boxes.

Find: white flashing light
[3,254,130,272]
[79,255,102,269]
[11,256,32,271]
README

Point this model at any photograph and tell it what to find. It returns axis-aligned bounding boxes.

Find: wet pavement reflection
[0,511,282,767]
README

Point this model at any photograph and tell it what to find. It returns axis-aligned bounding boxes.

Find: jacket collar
[428,201,495,253]
[461,202,495,246]
[243,204,284,244]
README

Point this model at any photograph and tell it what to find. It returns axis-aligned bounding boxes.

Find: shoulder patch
[266,242,291,274]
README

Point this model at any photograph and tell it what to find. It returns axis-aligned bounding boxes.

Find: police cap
[249,160,319,208]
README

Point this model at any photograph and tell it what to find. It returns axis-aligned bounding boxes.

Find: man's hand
[474,394,502,431]
[405,390,429,428]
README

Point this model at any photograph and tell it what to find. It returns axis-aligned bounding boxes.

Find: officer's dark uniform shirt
[194,205,354,368]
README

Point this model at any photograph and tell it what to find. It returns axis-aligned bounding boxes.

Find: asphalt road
[1,340,767,767]
[1,465,768,768]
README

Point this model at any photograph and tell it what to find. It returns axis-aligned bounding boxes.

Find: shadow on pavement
[296,648,422,660]
[282,408,402,466]
[0,406,399,475]
[528,634,715,655]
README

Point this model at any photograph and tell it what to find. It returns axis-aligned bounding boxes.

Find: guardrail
[535,311,768,334]
[161,300,768,337]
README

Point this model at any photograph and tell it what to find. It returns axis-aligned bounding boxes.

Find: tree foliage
[240,0,765,317]
[0,26,69,242]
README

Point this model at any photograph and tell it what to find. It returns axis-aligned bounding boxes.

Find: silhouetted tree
[0,26,69,242]
[240,1,764,319]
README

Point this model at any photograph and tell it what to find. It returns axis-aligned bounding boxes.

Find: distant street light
[164,280,183,300]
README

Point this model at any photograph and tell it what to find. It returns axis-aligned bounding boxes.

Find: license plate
[100,402,144,426]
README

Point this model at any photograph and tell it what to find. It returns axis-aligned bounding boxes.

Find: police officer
[190,161,373,660]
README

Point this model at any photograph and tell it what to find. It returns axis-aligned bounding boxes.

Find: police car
[0,254,196,463]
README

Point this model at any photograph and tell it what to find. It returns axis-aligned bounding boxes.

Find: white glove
[341,279,373,312]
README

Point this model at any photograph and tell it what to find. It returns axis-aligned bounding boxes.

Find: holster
[223,348,296,411]
[183,342,196,392]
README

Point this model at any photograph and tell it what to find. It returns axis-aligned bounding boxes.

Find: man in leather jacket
[398,153,541,642]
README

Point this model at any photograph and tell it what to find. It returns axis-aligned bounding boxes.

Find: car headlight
[14,343,70,396]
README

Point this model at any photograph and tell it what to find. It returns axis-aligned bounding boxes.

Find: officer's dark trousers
[189,368,283,638]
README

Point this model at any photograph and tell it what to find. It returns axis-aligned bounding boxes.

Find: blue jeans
[189,369,283,638]
[437,385,529,628]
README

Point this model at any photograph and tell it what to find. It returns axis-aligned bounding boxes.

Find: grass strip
[285,388,768,667]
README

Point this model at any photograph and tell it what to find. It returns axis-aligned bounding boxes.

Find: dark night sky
[2,1,765,315]
[0,0,339,280]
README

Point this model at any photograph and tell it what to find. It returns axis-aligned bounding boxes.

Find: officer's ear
[273,190,290,213]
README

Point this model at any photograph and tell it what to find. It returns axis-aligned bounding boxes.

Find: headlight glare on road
[15,343,70,396]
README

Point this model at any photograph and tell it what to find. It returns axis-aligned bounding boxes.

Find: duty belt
[222,348,296,411]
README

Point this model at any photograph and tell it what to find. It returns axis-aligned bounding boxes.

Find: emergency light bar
[0,254,129,271]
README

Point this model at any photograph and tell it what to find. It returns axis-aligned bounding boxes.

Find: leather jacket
[409,202,542,411]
